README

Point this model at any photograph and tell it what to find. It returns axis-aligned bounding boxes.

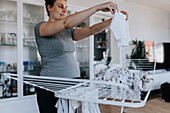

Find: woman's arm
[39,2,118,37]
[73,18,112,41]
[73,10,128,41]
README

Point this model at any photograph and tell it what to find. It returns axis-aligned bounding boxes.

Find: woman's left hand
[120,10,128,21]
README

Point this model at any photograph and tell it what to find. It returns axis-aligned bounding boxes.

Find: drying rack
[2,59,156,113]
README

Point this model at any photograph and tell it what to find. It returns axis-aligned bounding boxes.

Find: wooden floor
[99,91,170,113]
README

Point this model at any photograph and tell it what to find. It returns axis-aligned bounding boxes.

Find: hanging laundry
[56,98,81,113]
[110,11,131,48]
[82,86,101,113]
[56,99,69,113]
[56,86,100,113]
[69,100,81,113]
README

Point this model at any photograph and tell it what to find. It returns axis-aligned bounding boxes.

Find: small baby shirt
[110,11,131,48]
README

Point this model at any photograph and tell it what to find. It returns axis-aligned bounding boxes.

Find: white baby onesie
[110,11,131,48]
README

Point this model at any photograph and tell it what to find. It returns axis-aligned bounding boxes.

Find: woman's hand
[95,1,119,14]
[121,10,129,21]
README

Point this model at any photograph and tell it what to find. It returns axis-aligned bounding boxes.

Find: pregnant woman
[34,0,128,112]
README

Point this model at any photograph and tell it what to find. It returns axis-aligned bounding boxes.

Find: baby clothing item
[82,86,101,113]
[56,99,69,113]
[69,100,81,113]
[56,99,81,113]
[56,86,101,113]
[110,11,131,48]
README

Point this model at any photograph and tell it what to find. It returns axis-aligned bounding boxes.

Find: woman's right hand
[95,1,119,14]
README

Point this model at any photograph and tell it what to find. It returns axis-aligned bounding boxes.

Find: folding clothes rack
[2,59,156,113]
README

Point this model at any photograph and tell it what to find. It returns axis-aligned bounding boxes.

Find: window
[144,41,164,63]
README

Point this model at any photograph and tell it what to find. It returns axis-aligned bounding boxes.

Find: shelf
[23,70,40,73]
[0,44,16,47]
[96,47,106,49]
[23,21,38,25]
[76,46,89,49]
[0,0,44,104]
[0,19,38,25]
[0,71,39,74]
[24,45,37,48]
[80,66,89,68]
[0,44,37,48]
[0,71,17,74]
[96,41,106,43]
[0,19,17,24]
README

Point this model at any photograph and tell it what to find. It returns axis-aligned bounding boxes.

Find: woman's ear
[47,4,53,12]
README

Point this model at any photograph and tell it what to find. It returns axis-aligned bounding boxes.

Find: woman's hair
[45,0,67,16]
[45,0,56,16]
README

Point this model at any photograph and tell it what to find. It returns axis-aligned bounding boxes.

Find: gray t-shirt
[34,21,80,78]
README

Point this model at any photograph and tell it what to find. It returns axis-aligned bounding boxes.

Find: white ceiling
[124,0,170,12]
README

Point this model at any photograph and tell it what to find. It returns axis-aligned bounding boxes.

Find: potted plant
[126,39,148,70]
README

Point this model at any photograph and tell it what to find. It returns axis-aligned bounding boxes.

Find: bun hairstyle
[45,0,67,17]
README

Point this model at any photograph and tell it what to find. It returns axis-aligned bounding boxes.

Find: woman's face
[48,0,67,21]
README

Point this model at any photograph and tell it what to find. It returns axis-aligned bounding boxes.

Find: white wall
[68,0,170,59]
[69,0,170,41]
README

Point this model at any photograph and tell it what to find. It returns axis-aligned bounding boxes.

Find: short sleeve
[34,21,45,38]
[67,28,75,39]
